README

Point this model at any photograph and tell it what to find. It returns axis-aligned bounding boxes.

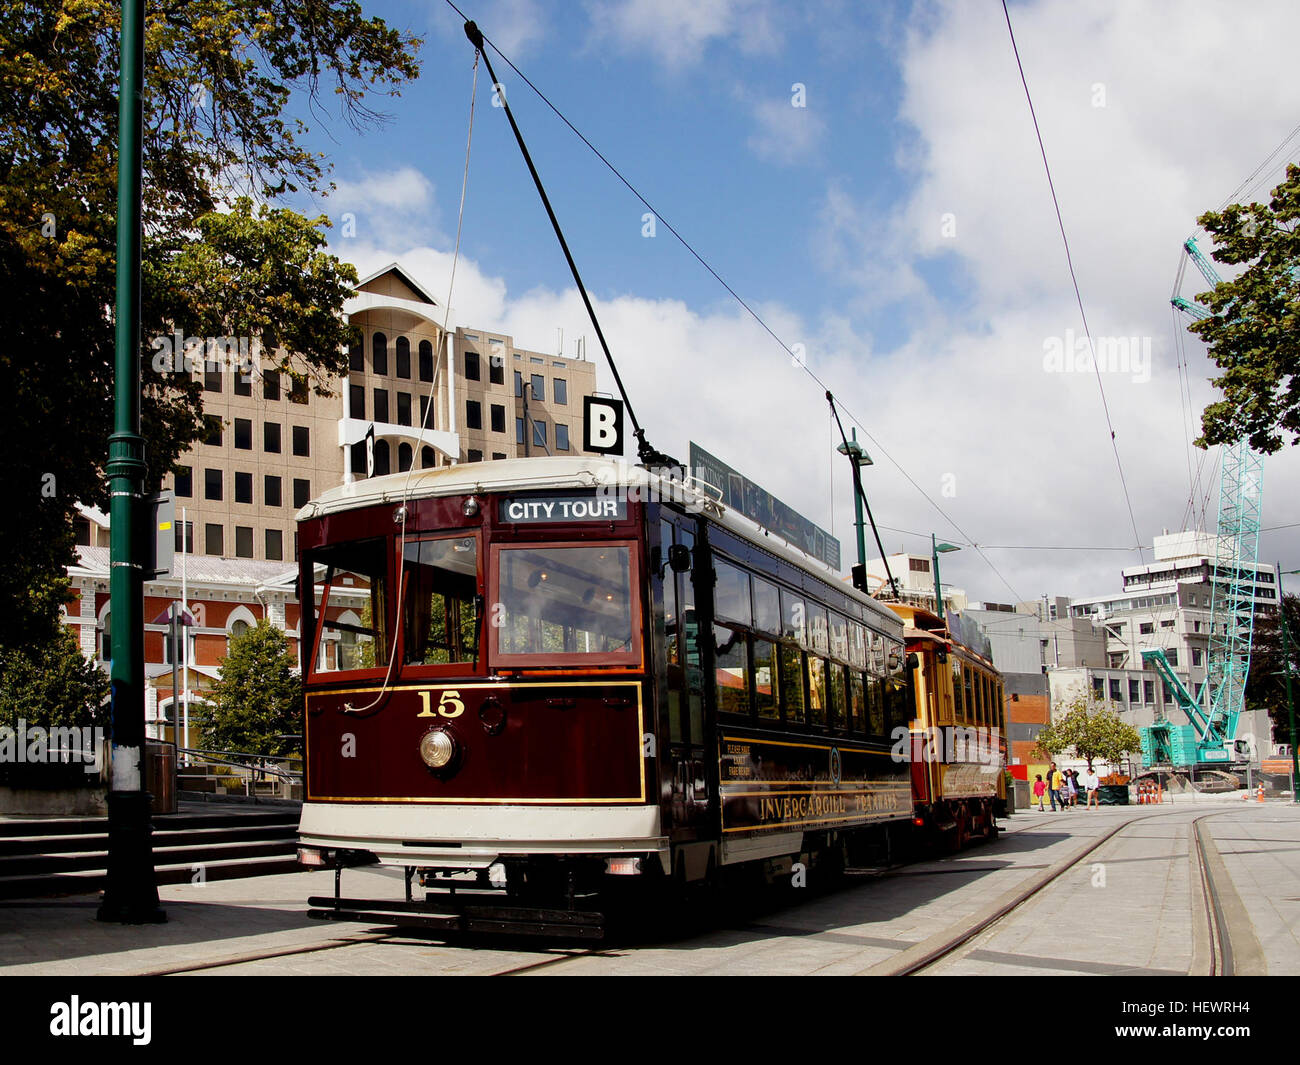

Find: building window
[1139,622,1154,634]
[398,442,413,472]
[1128,678,1139,703]
[292,425,310,457]
[233,373,251,397]
[234,418,252,450]
[205,523,223,556]
[490,404,505,433]
[173,521,194,553]
[1161,619,1175,629]
[203,415,222,446]
[266,528,283,561]
[372,440,390,477]
[234,526,253,558]
[465,351,481,381]
[532,419,547,449]
[556,424,570,451]
[1143,680,1154,704]
[204,365,222,393]
[492,452,506,460]
[204,468,222,501]
[289,376,307,404]
[466,400,482,430]
[397,392,411,427]
[419,394,429,427]
[516,418,524,445]
[1194,620,1201,632]
[1092,676,1104,697]
[263,369,280,401]
[909,557,930,573]
[264,421,281,454]
[293,478,311,508]
[349,340,364,372]
[1191,648,1203,666]
[553,378,567,405]
[374,389,389,423]
[421,446,436,469]
[396,336,411,379]
[349,384,365,421]
[468,448,483,462]
[489,354,504,385]
[350,441,366,475]
[1166,648,1179,666]
[530,356,543,364]
[530,374,544,401]
[372,332,388,375]
[235,471,252,504]
[265,475,282,508]
[174,466,192,497]
[418,340,434,382]
[514,370,523,398]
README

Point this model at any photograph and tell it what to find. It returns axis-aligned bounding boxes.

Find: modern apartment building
[863,552,969,611]
[132,262,603,563]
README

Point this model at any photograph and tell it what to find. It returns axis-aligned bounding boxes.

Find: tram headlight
[419,729,457,769]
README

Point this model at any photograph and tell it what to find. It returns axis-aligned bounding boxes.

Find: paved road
[0,796,1294,976]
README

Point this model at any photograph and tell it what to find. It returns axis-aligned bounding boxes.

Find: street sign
[144,490,174,578]
[583,396,624,455]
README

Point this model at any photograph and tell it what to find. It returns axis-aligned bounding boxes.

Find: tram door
[660,516,713,837]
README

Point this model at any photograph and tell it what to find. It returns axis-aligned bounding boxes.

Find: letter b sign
[583,396,624,455]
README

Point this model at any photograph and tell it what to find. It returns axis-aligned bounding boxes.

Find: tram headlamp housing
[462,497,480,517]
[419,729,457,769]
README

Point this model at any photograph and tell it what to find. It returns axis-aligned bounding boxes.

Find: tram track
[866,808,1248,977]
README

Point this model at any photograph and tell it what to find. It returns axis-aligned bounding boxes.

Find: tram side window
[807,655,827,728]
[867,672,887,738]
[661,520,679,666]
[830,614,849,663]
[963,666,975,727]
[713,559,752,626]
[752,638,779,720]
[779,643,805,724]
[403,536,479,666]
[848,671,865,733]
[780,589,805,645]
[806,603,829,656]
[310,539,390,672]
[828,664,846,731]
[952,658,966,722]
[714,624,750,716]
[752,576,781,635]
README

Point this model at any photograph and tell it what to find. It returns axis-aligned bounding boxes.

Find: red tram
[296,457,917,934]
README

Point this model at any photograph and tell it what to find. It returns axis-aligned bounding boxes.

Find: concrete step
[0,823,297,858]
[0,836,296,876]
[0,854,306,900]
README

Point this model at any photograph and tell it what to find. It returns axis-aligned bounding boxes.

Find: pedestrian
[1033,773,1046,812]
[1081,765,1101,808]
[1049,763,1065,811]
[1066,770,1079,807]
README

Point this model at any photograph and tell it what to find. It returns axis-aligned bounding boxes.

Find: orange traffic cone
[1257,783,1265,803]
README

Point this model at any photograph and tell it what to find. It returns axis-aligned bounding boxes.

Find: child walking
[1033,773,1046,812]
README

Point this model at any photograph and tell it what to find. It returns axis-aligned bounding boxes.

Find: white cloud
[585,0,780,70]
[329,166,441,247]
[748,96,826,164]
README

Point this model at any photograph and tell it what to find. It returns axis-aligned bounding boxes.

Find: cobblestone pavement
[0,795,1294,976]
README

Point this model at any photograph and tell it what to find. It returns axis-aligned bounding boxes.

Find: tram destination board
[690,442,841,570]
[498,491,627,523]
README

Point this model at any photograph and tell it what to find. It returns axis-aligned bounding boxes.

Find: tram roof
[300,457,901,631]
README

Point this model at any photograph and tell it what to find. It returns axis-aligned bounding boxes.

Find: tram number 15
[418,690,465,719]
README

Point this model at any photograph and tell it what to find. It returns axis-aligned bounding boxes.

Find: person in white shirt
[1081,767,1101,808]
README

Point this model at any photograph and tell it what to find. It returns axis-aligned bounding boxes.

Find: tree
[201,620,301,756]
[0,1,421,650]
[0,626,110,730]
[1244,592,1300,742]
[1033,689,1142,772]
[1190,163,1300,454]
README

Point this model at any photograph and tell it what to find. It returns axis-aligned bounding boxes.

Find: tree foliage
[1191,163,1300,454]
[0,0,420,649]
[0,625,110,729]
[1033,689,1142,770]
[201,620,301,756]
[1244,592,1300,742]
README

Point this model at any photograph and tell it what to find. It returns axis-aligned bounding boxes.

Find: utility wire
[1000,0,1145,567]
[440,0,1027,604]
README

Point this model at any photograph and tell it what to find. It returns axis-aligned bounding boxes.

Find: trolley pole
[98,0,164,924]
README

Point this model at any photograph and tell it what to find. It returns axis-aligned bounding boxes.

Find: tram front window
[403,536,479,665]
[494,543,640,666]
[309,538,390,673]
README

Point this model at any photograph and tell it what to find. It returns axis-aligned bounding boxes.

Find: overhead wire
[1000,0,1144,568]
[439,0,1027,604]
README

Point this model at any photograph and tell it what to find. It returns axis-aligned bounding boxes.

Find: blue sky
[282,0,1300,604]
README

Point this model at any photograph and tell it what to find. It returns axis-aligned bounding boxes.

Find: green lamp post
[1279,566,1298,803]
[932,536,960,621]
[836,428,872,580]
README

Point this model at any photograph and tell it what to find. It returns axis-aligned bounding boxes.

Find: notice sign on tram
[498,493,627,523]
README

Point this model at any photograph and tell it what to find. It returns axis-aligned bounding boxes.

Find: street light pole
[98,0,164,924]
[932,536,960,621]
[1280,566,1298,803]
[836,428,870,576]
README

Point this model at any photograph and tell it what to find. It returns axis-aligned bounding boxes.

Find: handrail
[176,747,301,784]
